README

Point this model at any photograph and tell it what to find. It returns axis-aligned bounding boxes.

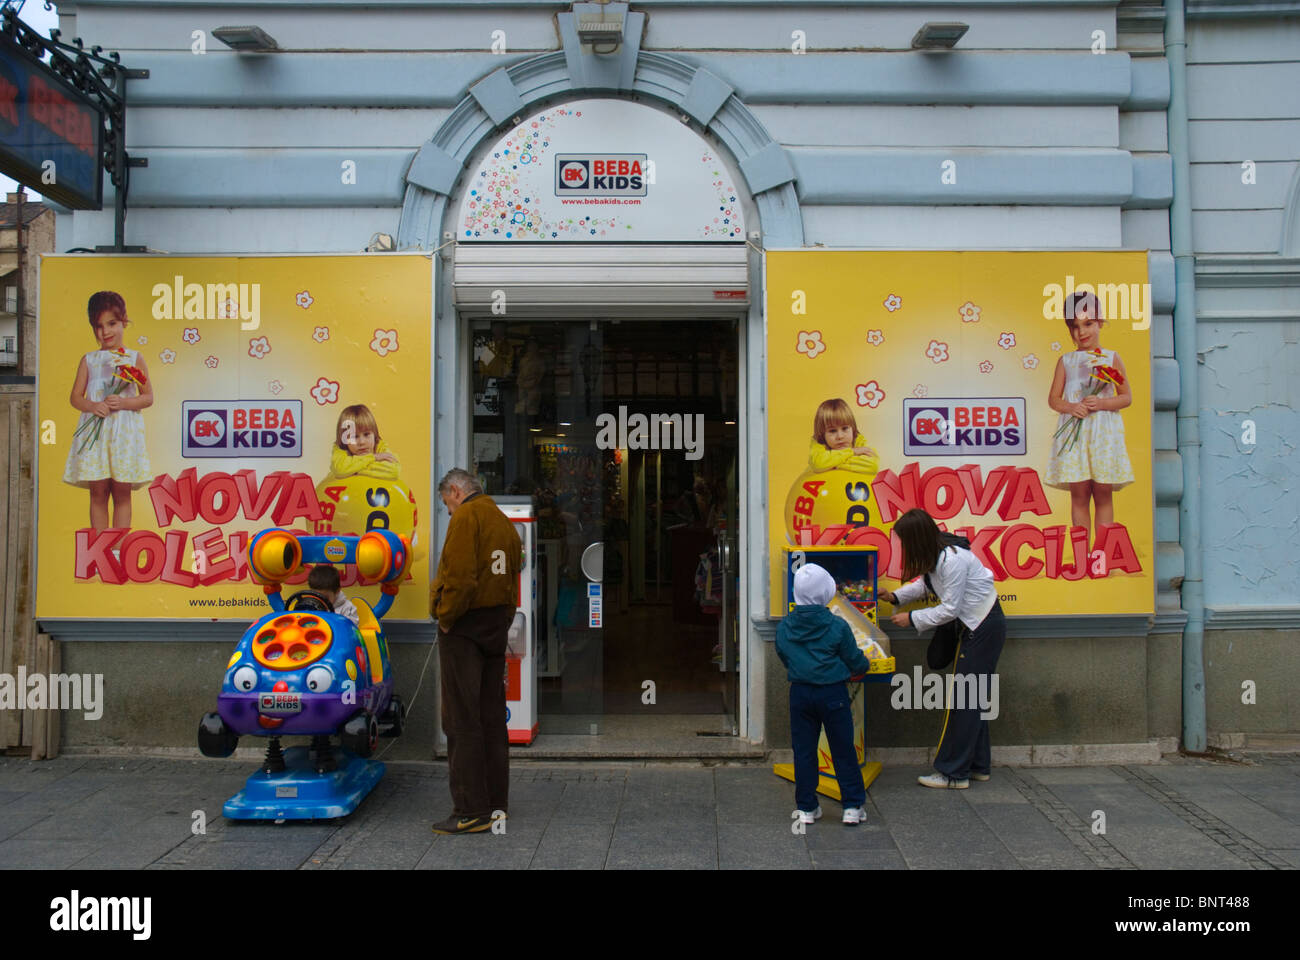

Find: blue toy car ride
[197,528,411,818]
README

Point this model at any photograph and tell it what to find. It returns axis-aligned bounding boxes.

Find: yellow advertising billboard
[36,254,433,620]
[766,250,1154,617]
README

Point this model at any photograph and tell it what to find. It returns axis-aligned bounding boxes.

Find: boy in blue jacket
[777,563,873,826]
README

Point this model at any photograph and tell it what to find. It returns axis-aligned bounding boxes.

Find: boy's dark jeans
[790,681,866,811]
[439,604,514,820]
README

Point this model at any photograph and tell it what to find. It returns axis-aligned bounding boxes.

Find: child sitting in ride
[307,564,360,625]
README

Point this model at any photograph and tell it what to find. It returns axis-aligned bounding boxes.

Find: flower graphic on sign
[313,326,329,343]
[883,294,902,312]
[959,301,981,323]
[296,291,314,309]
[979,360,994,374]
[310,377,340,406]
[159,348,176,365]
[913,384,929,398]
[1051,341,1062,352]
[855,381,885,408]
[182,327,201,345]
[796,330,826,359]
[1022,354,1039,370]
[268,379,284,396]
[221,298,238,320]
[137,335,148,346]
[369,329,399,358]
[866,329,885,346]
[925,339,949,364]
[998,332,1017,350]
[204,355,219,369]
[248,336,271,359]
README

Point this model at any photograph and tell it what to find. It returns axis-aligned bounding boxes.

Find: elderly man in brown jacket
[430,468,522,835]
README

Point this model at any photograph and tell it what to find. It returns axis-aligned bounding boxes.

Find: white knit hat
[792,563,836,606]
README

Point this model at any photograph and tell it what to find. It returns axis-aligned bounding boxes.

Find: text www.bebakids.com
[189,597,269,608]
[560,198,642,204]
[1113,920,1250,934]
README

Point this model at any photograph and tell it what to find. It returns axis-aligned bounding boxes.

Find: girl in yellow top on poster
[808,398,878,475]
[329,403,401,479]
[63,291,154,530]
[1046,292,1135,548]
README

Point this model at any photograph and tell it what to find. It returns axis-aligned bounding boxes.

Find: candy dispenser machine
[498,497,538,745]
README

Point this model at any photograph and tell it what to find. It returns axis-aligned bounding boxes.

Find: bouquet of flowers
[74,351,147,454]
[1054,351,1124,454]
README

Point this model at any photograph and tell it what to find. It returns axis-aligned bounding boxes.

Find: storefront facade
[33,0,1298,758]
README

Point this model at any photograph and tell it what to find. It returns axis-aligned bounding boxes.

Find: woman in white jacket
[879,508,1006,789]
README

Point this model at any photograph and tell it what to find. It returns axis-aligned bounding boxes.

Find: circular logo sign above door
[458,98,745,242]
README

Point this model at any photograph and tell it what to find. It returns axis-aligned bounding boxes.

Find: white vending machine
[498,497,538,745]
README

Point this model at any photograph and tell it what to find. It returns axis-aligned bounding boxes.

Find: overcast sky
[1,1,62,200]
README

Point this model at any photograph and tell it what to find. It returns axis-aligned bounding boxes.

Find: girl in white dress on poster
[1045,291,1134,548]
[63,291,154,530]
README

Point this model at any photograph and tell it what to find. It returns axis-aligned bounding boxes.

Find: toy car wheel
[341,711,379,758]
[197,712,238,758]
[380,695,405,737]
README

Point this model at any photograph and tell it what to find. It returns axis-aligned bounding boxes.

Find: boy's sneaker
[794,806,822,824]
[842,806,867,825]
[971,772,991,782]
[918,772,968,790]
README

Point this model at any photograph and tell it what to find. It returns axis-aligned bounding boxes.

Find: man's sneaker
[918,772,968,790]
[842,806,867,825]
[971,772,991,782]
[794,806,822,824]
[431,814,492,835]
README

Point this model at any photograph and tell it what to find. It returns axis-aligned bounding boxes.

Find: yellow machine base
[772,761,883,801]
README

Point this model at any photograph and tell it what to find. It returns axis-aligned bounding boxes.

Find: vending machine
[498,497,538,745]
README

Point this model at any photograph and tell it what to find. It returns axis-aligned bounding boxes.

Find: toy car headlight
[248,529,303,583]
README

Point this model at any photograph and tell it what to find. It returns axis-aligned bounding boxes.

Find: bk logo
[909,407,950,445]
[558,160,589,189]
[187,409,227,448]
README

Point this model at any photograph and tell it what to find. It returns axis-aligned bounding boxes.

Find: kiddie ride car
[197,528,411,820]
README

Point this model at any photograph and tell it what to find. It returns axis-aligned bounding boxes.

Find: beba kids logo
[555,154,648,197]
[182,400,303,458]
[903,398,1026,456]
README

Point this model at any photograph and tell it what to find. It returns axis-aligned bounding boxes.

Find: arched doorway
[400,51,801,752]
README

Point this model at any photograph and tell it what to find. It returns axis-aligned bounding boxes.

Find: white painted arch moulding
[396,51,803,250]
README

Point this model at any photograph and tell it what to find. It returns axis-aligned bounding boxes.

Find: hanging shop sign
[766,250,1155,617]
[35,254,433,621]
[0,31,104,209]
[457,98,744,241]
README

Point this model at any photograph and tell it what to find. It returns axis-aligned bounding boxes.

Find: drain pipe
[1166,0,1207,753]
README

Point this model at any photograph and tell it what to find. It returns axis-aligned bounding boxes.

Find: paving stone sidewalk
[0,753,1296,869]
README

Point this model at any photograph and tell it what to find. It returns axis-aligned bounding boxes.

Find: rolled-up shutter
[452,243,749,317]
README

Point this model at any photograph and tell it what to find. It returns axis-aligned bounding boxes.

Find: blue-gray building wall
[40,0,1299,754]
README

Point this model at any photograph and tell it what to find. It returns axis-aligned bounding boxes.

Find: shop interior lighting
[910,22,968,49]
[212,25,280,52]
